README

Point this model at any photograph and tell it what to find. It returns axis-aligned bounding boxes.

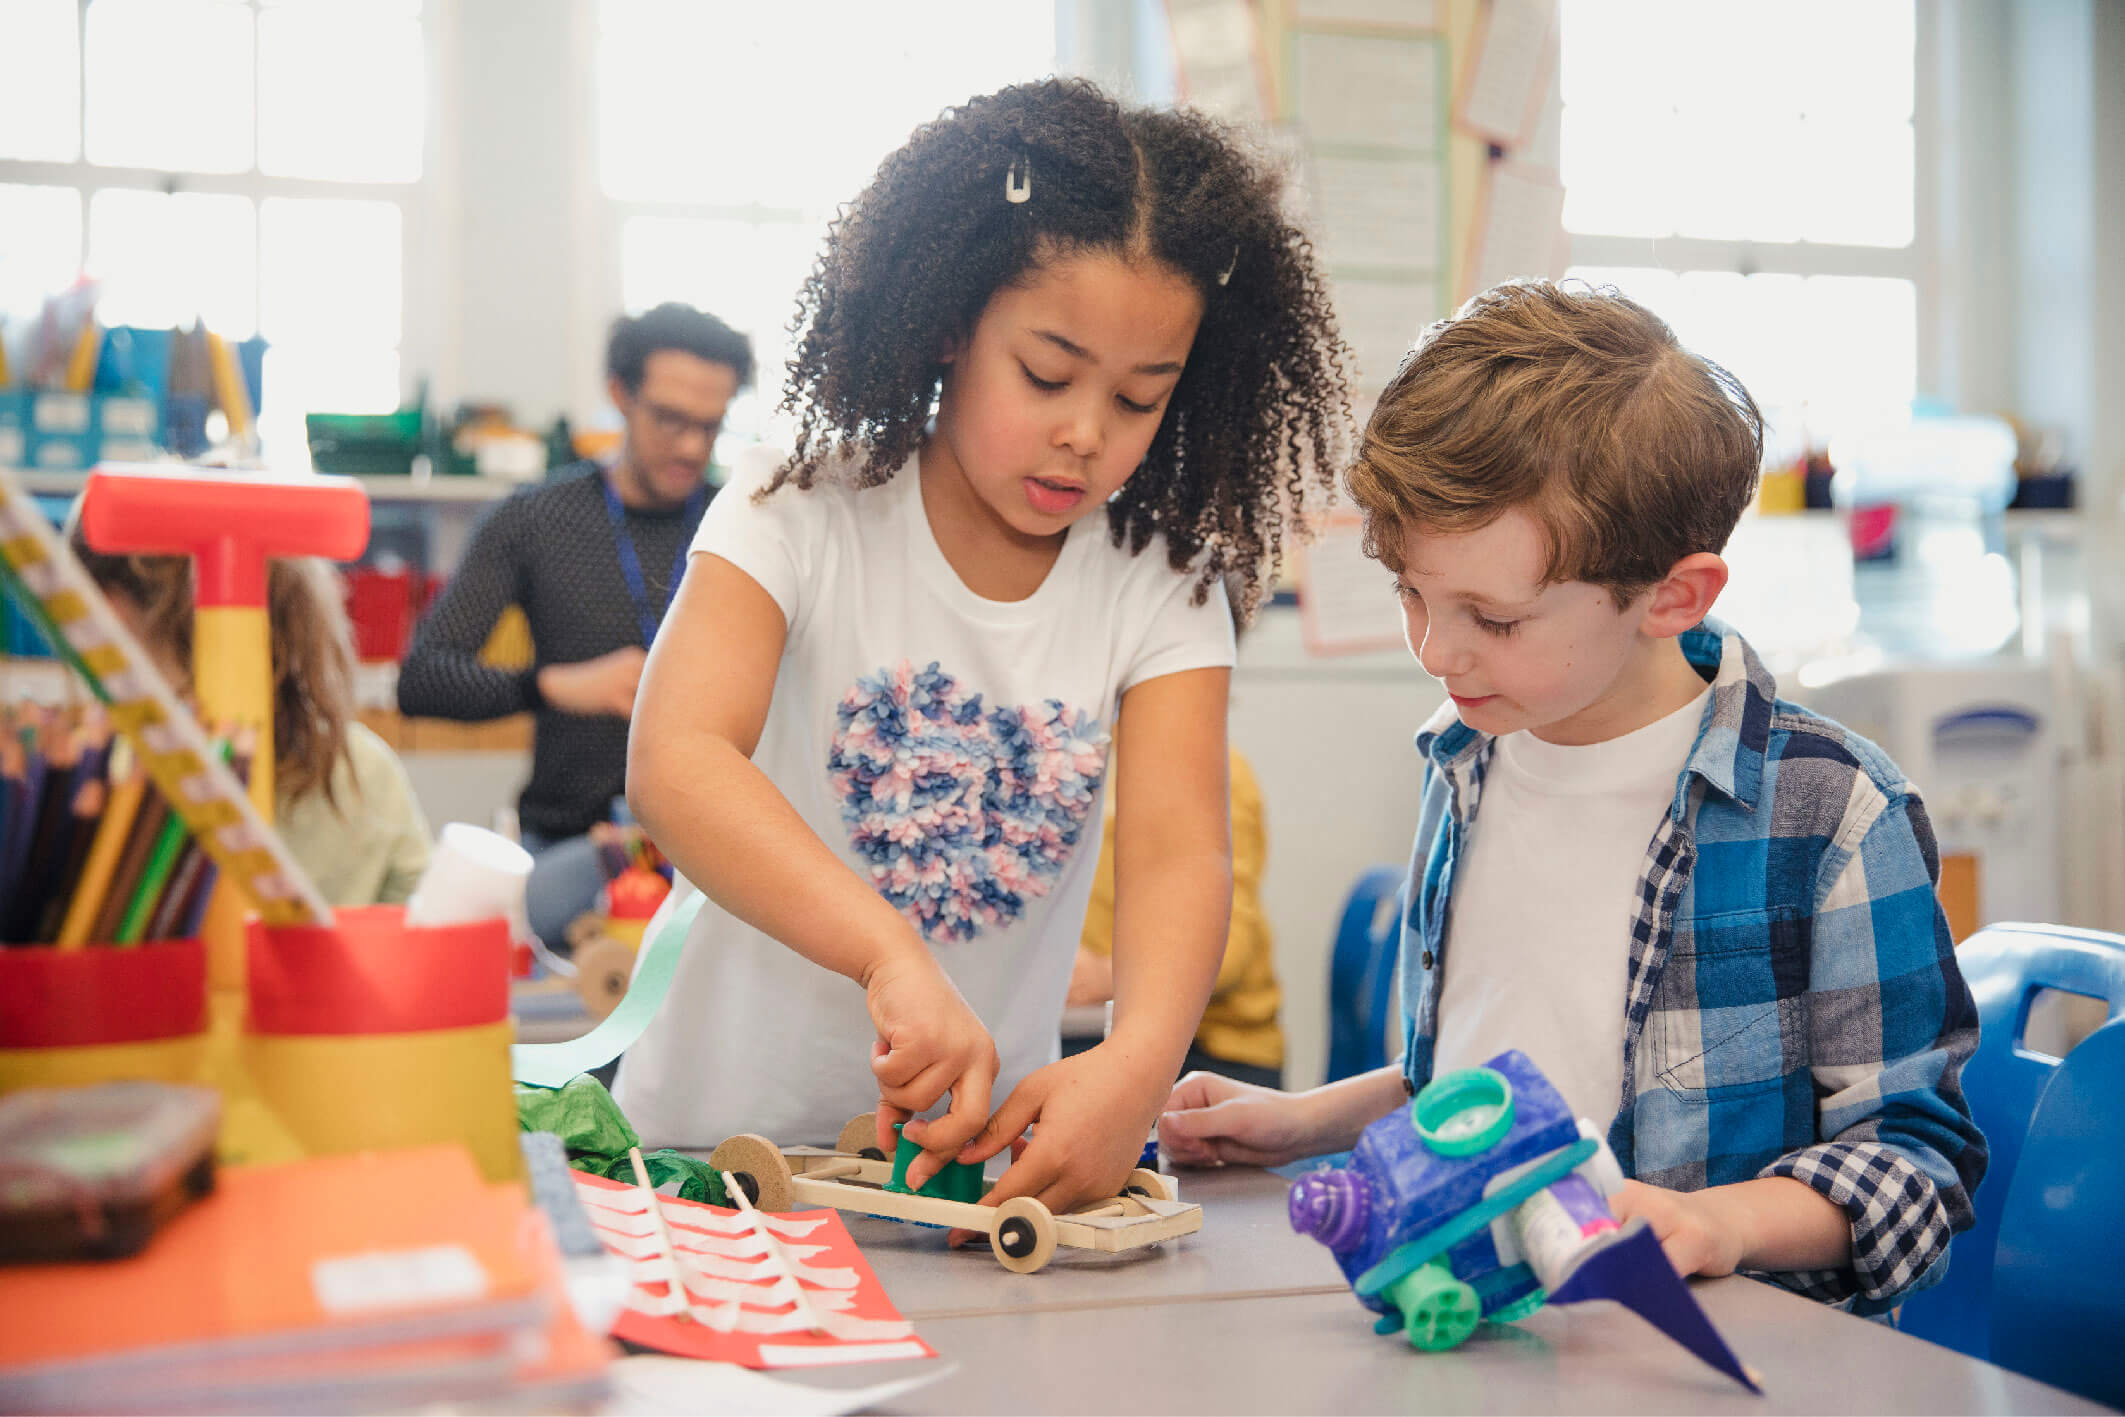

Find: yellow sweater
[1078,748,1284,1070]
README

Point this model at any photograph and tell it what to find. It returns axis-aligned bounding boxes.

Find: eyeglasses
[635,397,724,446]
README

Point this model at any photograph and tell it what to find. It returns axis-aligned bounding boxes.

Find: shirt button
[1421,951,1435,969]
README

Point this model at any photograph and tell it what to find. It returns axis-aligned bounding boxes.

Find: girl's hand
[952,1045,1164,1223]
[1156,1070,1321,1169]
[864,950,998,1189]
[1610,1180,1746,1279]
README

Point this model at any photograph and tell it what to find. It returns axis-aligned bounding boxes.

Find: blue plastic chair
[1989,1016,2125,1406]
[1325,866,1404,1084]
[1898,924,2125,1358]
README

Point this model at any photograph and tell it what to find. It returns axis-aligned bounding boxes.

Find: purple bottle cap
[1288,1167,1370,1252]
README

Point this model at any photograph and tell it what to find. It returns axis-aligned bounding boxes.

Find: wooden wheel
[571,934,635,1020]
[708,1133,795,1212]
[989,1196,1057,1274]
[838,1113,888,1160]
[1123,1168,1177,1203]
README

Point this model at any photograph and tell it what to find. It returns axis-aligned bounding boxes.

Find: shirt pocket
[1645,906,1807,1100]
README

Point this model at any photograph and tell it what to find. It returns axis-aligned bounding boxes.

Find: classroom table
[791,1165,2106,1415]
[836,1161,1345,1319]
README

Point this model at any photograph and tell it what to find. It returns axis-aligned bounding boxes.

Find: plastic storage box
[0,1081,221,1263]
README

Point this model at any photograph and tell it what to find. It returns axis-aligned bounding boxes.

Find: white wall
[1230,608,1441,1090]
[431,0,607,424]
[2093,2,2125,520]
[1935,0,2125,518]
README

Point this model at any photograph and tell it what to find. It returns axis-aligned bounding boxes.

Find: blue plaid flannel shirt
[1397,618,1987,1315]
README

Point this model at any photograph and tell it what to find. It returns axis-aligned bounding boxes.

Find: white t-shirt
[613,445,1236,1148]
[1430,684,1711,1129]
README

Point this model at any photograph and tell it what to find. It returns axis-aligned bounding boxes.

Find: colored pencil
[139,738,232,943]
[31,716,115,941]
[6,719,80,940]
[0,734,36,930]
[30,776,107,944]
[91,782,169,946]
[144,838,210,942]
[114,802,189,946]
[54,757,145,949]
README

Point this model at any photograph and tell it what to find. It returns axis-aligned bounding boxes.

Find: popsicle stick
[719,1168,827,1335]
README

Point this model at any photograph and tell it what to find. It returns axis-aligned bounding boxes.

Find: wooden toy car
[707,1114,1200,1274]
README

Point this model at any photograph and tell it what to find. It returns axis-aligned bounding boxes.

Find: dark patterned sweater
[396,463,708,840]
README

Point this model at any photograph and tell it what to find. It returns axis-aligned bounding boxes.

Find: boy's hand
[864,950,998,1187]
[1610,1180,1747,1279]
[949,1045,1162,1225]
[1156,1070,1319,1169]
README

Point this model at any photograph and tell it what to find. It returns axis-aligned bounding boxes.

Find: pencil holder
[243,905,521,1182]
[0,939,208,1094]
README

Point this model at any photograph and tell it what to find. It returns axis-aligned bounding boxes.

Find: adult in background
[398,303,753,949]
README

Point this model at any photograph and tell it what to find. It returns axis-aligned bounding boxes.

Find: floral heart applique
[828,661,1109,943]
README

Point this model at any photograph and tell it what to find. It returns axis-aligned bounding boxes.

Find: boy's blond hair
[1347,280,1763,605]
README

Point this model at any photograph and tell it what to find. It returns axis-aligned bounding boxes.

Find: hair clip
[1005,157,1032,204]
[1216,246,1238,287]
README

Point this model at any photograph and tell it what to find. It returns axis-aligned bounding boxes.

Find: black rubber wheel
[859,1147,887,1161]
[730,1171,762,1207]
[997,1217,1038,1259]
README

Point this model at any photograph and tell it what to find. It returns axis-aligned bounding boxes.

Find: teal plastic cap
[1412,1066,1514,1156]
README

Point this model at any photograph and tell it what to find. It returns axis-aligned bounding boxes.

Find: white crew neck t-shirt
[613,445,1236,1148]
[1430,683,1712,1128]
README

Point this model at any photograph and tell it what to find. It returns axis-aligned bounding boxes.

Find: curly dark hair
[608,302,756,394]
[767,77,1351,619]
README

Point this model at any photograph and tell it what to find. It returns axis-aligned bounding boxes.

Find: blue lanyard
[601,474,706,648]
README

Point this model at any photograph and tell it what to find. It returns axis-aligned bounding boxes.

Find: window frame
[591,0,1063,447]
[1559,3,1940,413]
[0,0,444,423]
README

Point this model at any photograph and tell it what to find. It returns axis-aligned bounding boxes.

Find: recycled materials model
[1289,1050,1759,1393]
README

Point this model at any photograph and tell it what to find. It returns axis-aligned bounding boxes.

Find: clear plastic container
[0,1081,221,1262]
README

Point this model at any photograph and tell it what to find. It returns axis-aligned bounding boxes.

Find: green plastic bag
[516,1074,638,1156]
[515,1074,727,1206]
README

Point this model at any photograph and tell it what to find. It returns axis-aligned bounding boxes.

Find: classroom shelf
[0,657,73,703]
[356,474,528,503]
[3,466,526,504]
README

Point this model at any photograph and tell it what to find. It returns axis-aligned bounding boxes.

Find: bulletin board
[1285,20,1451,404]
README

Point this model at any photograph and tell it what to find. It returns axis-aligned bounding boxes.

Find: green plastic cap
[1412,1066,1515,1157]
[1384,1260,1481,1351]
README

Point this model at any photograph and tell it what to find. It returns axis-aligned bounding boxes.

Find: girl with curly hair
[618,77,1350,1216]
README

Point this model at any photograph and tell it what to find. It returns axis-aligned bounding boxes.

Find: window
[0,0,84,162]
[1558,0,1920,461]
[598,0,1057,446]
[0,0,426,459]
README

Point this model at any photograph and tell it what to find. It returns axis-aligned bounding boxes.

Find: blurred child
[619,77,1349,1214]
[1069,734,1284,1089]
[72,529,432,906]
[1160,282,1985,1316]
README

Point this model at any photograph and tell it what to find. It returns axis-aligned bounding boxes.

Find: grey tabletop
[841,1163,1343,1319]
[787,1163,2106,1415]
[860,1280,2108,1416]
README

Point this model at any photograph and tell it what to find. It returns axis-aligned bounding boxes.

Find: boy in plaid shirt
[1161,281,1986,1314]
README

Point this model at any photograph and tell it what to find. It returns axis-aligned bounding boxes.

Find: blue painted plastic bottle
[1287,1050,1588,1349]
